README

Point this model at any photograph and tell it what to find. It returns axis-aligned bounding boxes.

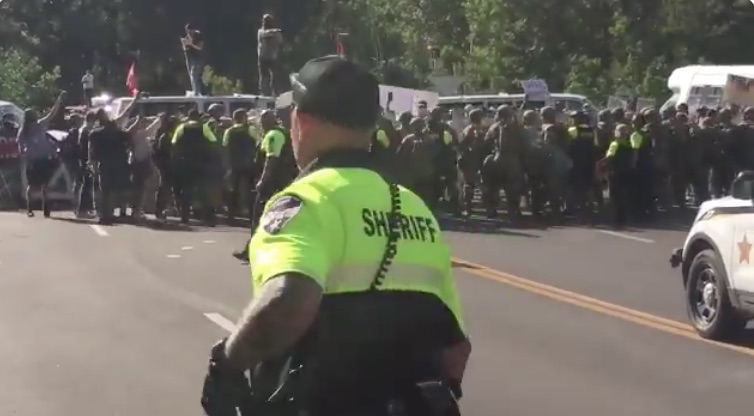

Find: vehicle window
[687,95,722,111]
[439,102,481,113]
[732,175,754,199]
[135,102,195,117]
[203,99,226,111]
[228,101,257,113]
[559,99,586,111]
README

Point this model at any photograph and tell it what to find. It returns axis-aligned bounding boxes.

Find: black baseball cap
[289,55,380,129]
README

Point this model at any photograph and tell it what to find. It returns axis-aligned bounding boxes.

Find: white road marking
[204,313,237,332]
[596,229,654,244]
[89,224,109,237]
[166,254,181,258]
[203,240,215,244]
[181,246,194,251]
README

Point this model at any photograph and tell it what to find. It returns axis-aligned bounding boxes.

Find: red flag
[126,62,138,96]
[335,35,345,56]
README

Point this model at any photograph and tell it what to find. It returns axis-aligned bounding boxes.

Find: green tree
[0,47,60,108]
[4,0,754,104]
[202,66,243,95]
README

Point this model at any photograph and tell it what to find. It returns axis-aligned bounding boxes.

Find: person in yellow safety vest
[372,128,390,149]
[171,109,218,225]
[257,110,297,204]
[566,110,598,218]
[629,112,654,218]
[202,55,469,416]
[222,108,259,223]
[371,115,401,152]
[600,123,633,227]
[232,109,296,262]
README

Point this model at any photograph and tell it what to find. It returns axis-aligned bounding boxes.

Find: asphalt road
[1,210,753,416]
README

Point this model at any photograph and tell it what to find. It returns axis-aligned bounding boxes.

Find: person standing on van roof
[257,14,283,97]
[182,23,206,96]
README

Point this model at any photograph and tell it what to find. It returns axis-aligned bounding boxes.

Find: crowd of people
[11,91,297,228]
[9,89,754,231]
[371,100,754,228]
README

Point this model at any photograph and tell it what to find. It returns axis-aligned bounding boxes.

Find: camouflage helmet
[522,109,538,125]
[539,106,556,123]
[468,108,484,123]
[495,104,514,120]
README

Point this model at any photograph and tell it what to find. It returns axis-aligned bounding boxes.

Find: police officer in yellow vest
[222,109,258,223]
[372,127,390,150]
[202,55,470,416]
[601,123,634,227]
[231,110,297,263]
[171,109,218,225]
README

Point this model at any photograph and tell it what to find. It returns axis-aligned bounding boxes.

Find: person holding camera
[257,14,282,96]
[182,23,206,96]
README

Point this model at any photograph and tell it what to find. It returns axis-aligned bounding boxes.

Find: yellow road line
[451,257,754,358]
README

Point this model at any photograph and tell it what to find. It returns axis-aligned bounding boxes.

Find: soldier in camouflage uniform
[540,106,571,219]
[711,108,736,198]
[644,108,672,210]
[426,107,461,215]
[397,117,433,202]
[458,109,488,216]
[666,110,689,207]
[594,110,614,210]
[521,110,552,218]
[481,105,526,220]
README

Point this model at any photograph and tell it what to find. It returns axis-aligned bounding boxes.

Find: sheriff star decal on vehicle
[738,234,752,264]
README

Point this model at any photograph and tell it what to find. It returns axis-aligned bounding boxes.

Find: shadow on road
[50,216,114,226]
[447,206,697,235]
[441,217,541,238]
[132,218,197,232]
[730,330,754,350]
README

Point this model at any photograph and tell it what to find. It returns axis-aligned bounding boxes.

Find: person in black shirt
[223,108,257,223]
[89,110,131,225]
[153,113,179,219]
[75,111,97,217]
[182,24,206,96]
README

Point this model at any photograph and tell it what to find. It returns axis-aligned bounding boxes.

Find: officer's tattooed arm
[225,273,322,369]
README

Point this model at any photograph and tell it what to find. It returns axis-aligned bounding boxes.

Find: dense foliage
[2,0,754,107]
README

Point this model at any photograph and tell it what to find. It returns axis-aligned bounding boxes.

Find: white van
[662,65,754,112]
[110,95,276,118]
[437,92,595,112]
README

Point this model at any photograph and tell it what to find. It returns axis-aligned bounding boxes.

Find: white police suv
[671,171,754,340]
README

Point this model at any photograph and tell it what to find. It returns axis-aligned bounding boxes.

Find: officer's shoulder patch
[260,194,304,235]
